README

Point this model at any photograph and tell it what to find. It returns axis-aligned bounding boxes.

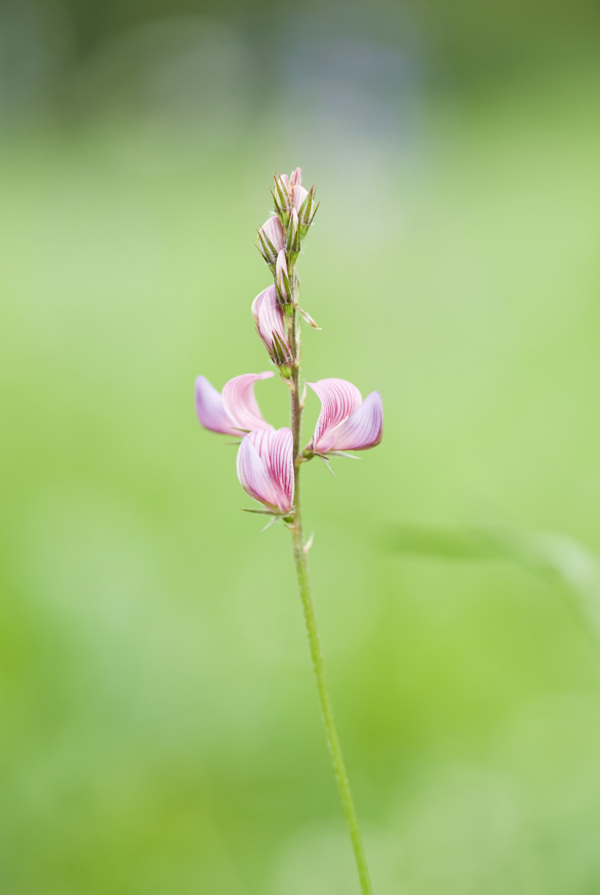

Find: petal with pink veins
[258,215,284,262]
[293,184,309,214]
[326,391,383,451]
[252,286,291,364]
[307,379,363,453]
[222,372,274,433]
[237,428,294,514]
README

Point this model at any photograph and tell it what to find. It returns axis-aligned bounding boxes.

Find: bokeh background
[2,0,600,892]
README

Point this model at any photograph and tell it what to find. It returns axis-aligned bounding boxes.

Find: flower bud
[275,250,293,305]
[252,284,293,366]
[297,186,319,240]
[257,215,284,266]
[285,208,301,256]
[273,173,292,227]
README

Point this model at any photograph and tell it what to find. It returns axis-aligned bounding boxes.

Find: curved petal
[237,435,280,509]
[290,167,302,187]
[264,428,294,513]
[252,286,291,363]
[258,215,284,257]
[307,378,362,453]
[222,372,274,433]
[293,184,309,213]
[195,376,237,435]
[327,391,383,451]
[237,428,294,513]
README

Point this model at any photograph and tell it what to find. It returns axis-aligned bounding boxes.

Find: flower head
[237,428,294,514]
[306,378,383,454]
[251,285,292,367]
[195,372,274,436]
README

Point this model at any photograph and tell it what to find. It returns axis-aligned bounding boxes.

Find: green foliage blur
[2,1,600,892]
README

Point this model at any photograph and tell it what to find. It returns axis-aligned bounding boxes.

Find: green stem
[287,299,373,894]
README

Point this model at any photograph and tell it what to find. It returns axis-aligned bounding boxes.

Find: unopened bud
[285,208,301,256]
[251,285,293,366]
[276,250,293,305]
[273,173,292,227]
[297,186,319,240]
[257,215,284,266]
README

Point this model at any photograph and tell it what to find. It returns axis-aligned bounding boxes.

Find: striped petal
[293,184,309,214]
[222,372,274,433]
[237,428,294,514]
[257,215,284,264]
[326,391,383,451]
[195,376,238,435]
[307,378,363,454]
[252,285,291,364]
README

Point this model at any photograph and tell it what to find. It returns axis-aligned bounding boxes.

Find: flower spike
[195,372,274,436]
[237,428,294,514]
[306,378,383,455]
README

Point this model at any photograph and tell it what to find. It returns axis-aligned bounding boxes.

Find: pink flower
[237,428,294,514]
[195,372,274,436]
[257,215,284,265]
[251,285,292,366]
[306,378,383,454]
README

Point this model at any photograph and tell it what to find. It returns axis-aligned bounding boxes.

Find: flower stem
[288,304,374,895]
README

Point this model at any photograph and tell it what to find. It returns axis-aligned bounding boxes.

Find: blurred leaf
[388,522,600,654]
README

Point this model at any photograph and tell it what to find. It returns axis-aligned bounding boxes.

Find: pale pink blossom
[306,378,383,454]
[257,215,284,265]
[195,372,274,436]
[251,285,292,366]
[237,428,294,514]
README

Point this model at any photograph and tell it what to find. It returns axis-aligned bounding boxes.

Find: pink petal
[264,428,294,512]
[252,286,291,361]
[237,428,294,513]
[222,372,274,433]
[327,391,383,451]
[195,376,237,435]
[290,167,302,187]
[307,379,363,453]
[259,215,284,254]
[293,184,309,213]
[237,436,280,509]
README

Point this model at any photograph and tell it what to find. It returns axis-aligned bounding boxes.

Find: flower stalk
[287,305,374,895]
[195,167,382,893]
[281,194,374,894]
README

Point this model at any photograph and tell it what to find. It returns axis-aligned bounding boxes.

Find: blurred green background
[2,0,600,892]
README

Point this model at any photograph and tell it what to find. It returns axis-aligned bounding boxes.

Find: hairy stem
[287,302,373,895]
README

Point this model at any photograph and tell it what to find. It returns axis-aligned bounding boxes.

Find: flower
[251,285,292,366]
[257,215,284,265]
[237,428,294,514]
[306,378,383,454]
[195,372,274,435]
